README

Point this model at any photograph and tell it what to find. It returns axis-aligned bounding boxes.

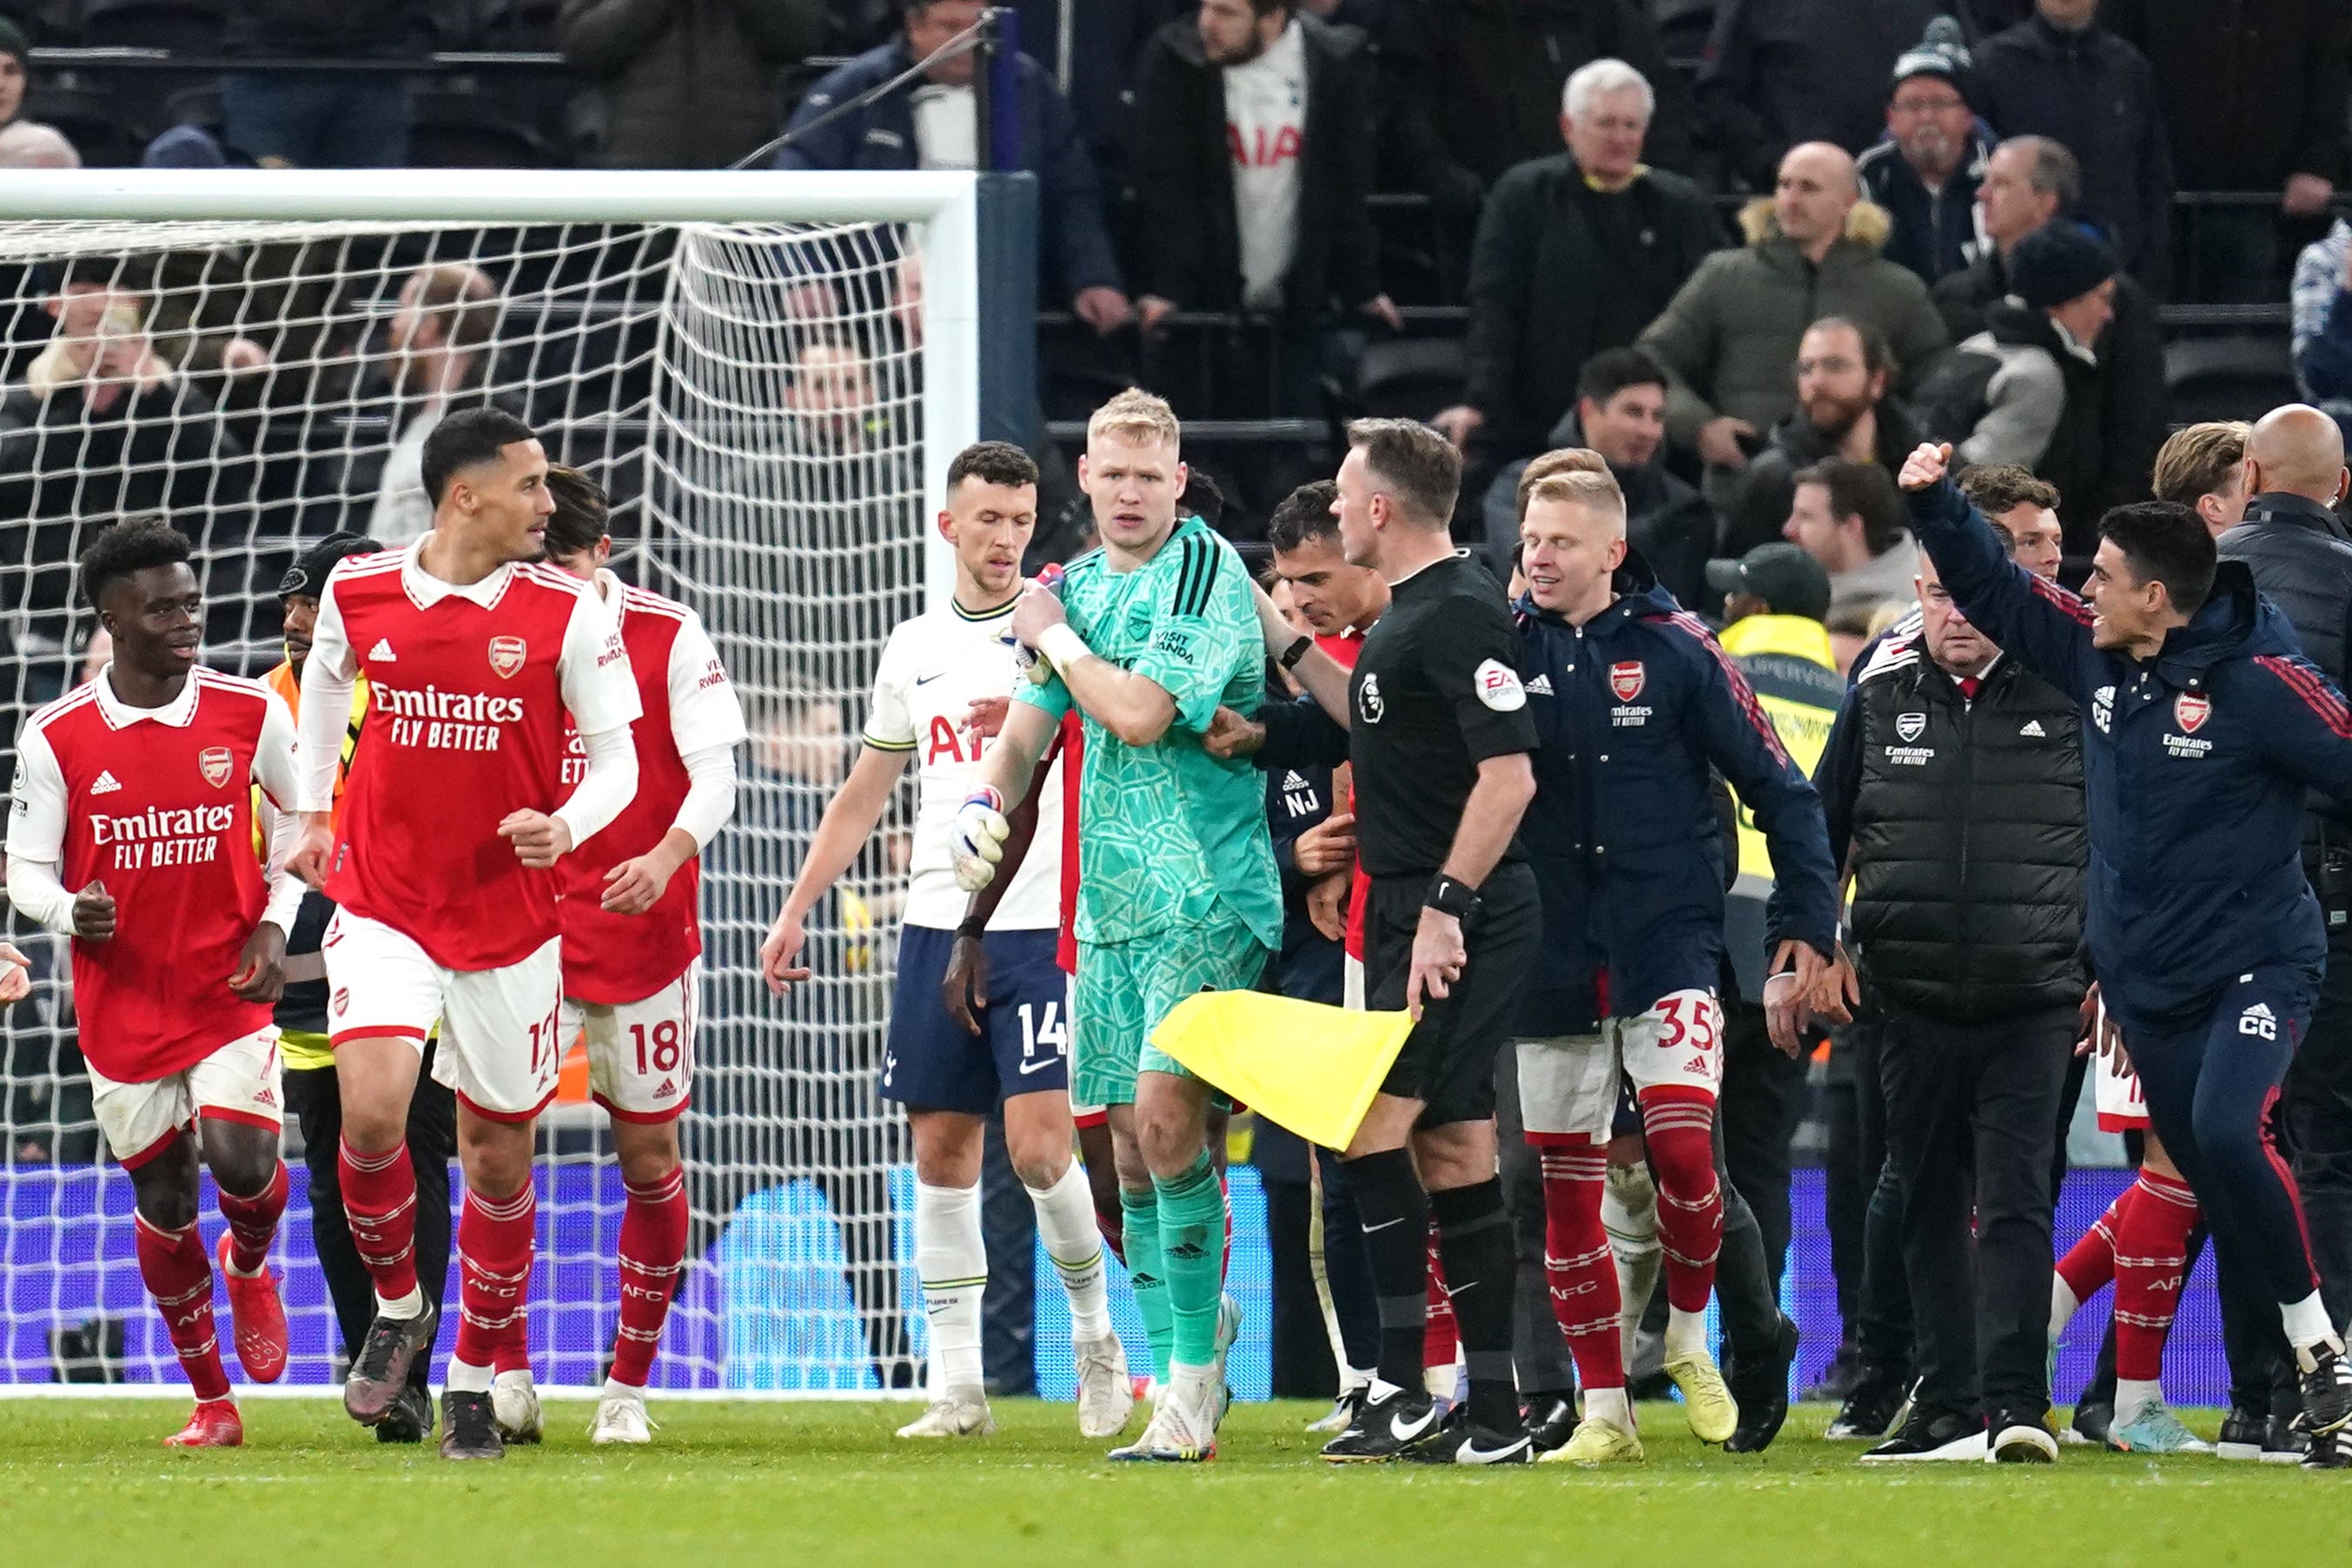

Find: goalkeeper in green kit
[952,388,1281,1461]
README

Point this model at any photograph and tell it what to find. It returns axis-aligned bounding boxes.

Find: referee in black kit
[1241,418,1544,1465]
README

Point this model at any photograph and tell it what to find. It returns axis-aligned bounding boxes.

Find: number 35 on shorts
[1628,989,1724,1093]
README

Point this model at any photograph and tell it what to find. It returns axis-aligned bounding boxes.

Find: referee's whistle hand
[1203,706,1264,759]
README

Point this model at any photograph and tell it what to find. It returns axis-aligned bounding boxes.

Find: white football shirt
[863,596,1064,931]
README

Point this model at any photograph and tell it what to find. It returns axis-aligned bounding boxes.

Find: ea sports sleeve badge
[1150,991,1415,1148]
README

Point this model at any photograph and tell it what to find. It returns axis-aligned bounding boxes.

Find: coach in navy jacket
[1514,548,1840,1039]
[775,30,1127,311]
[1902,448,2352,1419]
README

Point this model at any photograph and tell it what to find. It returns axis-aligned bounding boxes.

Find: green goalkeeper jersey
[1014,513,1281,949]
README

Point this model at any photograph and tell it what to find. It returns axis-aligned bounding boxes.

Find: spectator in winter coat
[1637,142,1948,483]
[1696,0,1945,192]
[1856,19,1994,285]
[1722,315,1931,560]
[2292,220,2352,420]
[220,3,433,169]
[1970,0,2172,294]
[1926,224,2122,547]
[778,0,1133,333]
[1785,459,1920,618]
[2106,0,2349,301]
[1432,58,1723,467]
[1936,139,2165,526]
[1481,348,1718,613]
[1129,3,1395,334]
[560,0,826,169]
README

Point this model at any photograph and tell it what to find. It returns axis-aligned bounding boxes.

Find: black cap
[1705,542,1832,623]
[2008,222,2118,311]
[279,533,383,599]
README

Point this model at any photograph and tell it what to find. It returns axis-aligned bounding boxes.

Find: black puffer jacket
[1819,634,2088,1022]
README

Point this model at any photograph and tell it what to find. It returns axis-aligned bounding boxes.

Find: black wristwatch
[1277,633,1315,671]
[1424,874,1481,920]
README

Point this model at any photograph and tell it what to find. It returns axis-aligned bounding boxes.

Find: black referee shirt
[1348,552,1539,880]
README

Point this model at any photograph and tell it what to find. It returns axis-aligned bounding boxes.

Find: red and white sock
[449,1181,536,1391]
[2113,1169,2199,1425]
[1639,1087,1722,1355]
[338,1136,421,1312]
[609,1166,688,1388]
[215,1158,288,1278]
[1539,1141,1626,1419]
[2053,1183,2130,1335]
[133,1212,229,1402]
[1421,1223,1458,1397]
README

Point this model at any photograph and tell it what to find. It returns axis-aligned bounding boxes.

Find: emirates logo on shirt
[487,636,527,679]
[2174,693,2211,733]
[198,747,233,789]
[1610,661,1646,702]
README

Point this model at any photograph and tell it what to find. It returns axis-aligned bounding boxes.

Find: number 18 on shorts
[1516,988,1723,1142]
[558,963,699,1123]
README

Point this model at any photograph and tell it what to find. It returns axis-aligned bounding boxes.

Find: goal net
[0,169,977,1394]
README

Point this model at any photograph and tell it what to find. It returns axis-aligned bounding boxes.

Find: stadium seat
[74,0,224,53]
[20,81,143,167]
[1348,335,1468,424]
[2163,334,2296,427]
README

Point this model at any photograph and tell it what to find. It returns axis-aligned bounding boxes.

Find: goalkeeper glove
[950,787,1010,891]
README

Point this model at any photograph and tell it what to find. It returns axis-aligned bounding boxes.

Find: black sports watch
[1425,874,1481,920]
[1277,633,1315,671]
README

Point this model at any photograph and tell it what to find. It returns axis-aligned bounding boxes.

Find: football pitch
[3,1399,2342,1567]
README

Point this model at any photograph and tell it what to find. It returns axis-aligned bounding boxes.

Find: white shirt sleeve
[558,584,645,738]
[295,575,358,813]
[671,743,739,850]
[251,689,306,935]
[666,609,749,756]
[7,723,73,933]
[860,623,917,751]
[553,723,639,848]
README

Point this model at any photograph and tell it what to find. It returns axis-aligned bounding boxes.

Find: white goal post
[0,167,984,1397]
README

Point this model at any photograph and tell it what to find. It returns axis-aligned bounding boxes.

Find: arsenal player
[532,466,745,1445]
[287,408,644,1461]
[7,519,303,1447]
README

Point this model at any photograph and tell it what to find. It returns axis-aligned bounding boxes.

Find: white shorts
[2094,1052,2150,1131]
[325,909,561,1122]
[1518,989,1724,1143]
[560,963,699,1124]
[88,1026,282,1168]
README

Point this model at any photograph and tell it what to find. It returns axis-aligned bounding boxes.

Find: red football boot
[163,1398,244,1448]
[216,1233,288,1383]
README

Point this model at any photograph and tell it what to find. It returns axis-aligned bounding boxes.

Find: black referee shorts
[1364,863,1541,1129]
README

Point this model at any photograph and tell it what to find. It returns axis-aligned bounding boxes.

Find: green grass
[1,1399,2344,1566]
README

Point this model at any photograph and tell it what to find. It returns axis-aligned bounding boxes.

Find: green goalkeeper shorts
[1071,904,1273,1108]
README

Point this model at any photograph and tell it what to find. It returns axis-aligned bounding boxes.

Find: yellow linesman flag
[1149,991,1416,1150]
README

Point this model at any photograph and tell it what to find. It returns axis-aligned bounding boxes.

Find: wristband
[1037,623,1092,672]
[1277,633,1315,672]
[956,915,987,940]
[962,785,1004,813]
[1424,874,1481,920]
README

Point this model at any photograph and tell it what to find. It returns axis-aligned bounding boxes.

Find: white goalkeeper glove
[950,787,1011,892]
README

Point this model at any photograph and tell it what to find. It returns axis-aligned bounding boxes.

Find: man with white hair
[1433,59,1722,477]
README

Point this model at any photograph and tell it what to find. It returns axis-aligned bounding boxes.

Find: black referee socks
[1431,1177,1520,1434]
[1345,1147,1431,1392]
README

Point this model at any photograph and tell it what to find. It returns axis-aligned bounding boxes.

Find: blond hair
[1515,447,1610,521]
[1088,387,1180,450]
[1523,466,1627,533]
[2151,420,2251,506]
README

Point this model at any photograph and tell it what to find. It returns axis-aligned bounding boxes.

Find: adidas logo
[368,638,397,662]
[254,1087,276,1108]
[654,1077,676,1098]
[2020,720,2046,738]
[1280,771,1308,791]
[1526,673,1554,695]
[89,771,122,795]
[2248,1003,2276,1022]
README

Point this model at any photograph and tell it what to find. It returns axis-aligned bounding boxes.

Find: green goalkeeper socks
[1119,1185,1173,1383]
[1155,1153,1226,1369]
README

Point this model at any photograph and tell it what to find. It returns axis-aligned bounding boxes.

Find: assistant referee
[1253,419,1543,1465]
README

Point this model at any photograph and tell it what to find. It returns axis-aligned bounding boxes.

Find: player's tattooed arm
[942,745,1055,1035]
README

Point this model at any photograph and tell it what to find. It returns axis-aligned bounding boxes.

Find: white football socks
[1665,1307,1710,1359]
[2114,1377,2162,1432]
[2049,1277,2080,1341]
[2282,1291,2337,1356]
[1026,1161,1111,1341]
[1585,1385,1633,1433]
[915,1181,988,1393]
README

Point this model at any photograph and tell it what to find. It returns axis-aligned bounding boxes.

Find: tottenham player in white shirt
[761,441,1130,1440]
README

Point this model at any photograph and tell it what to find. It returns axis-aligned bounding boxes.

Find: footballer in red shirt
[6,520,303,1447]
[532,466,745,1444]
[287,408,643,1460]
